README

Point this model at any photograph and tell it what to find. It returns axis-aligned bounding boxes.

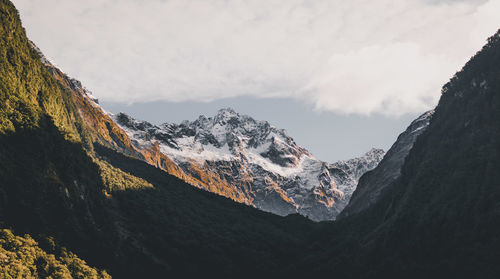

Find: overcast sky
[11,0,500,161]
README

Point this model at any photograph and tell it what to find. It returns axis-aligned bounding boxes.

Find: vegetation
[0,0,83,142]
[0,229,110,279]
[0,4,314,277]
[93,145,314,277]
[289,28,500,278]
[1,0,500,277]
[95,158,153,192]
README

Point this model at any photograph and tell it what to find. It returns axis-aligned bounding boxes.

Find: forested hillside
[0,1,315,277]
[1,0,500,277]
[292,28,500,278]
[0,229,110,279]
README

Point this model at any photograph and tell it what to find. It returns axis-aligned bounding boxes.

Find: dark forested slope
[295,29,500,278]
[2,0,500,277]
[0,1,314,277]
[339,109,433,218]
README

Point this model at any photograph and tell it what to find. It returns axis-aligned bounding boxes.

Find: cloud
[304,42,448,114]
[12,0,500,115]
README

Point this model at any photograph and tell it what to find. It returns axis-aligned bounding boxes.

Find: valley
[1,0,500,278]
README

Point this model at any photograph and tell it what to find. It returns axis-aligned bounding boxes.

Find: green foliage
[93,145,315,278]
[0,3,316,276]
[95,158,154,192]
[0,3,316,277]
[0,229,110,279]
[0,0,82,142]
[1,0,500,278]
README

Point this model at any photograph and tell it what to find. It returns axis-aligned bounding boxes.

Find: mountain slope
[328,147,386,214]
[293,29,500,278]
[28,37,384,222]
[114,109,384,220]
[27,42,200,189]
[339,109,434,218]
[0,1,316,277]
[2,0,500,277]
[0,229,110,279]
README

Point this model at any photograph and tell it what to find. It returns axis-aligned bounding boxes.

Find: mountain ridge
[2,0,500,277]
[0,2,315,276]
[113,108,384,220]
[339,109,434,218]
[292,27,500,278]
[28,33,385,221]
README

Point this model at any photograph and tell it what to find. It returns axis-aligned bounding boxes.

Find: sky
[101,97,419,161]
[11,0,500,161]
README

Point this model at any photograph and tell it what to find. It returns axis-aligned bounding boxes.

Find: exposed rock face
[328,148,386,216]
[29,39,384,221]
[339,110,434,218]
[114,108,384,221]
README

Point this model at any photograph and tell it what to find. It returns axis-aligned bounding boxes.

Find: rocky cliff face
[114,109,384,221]
[339,109,434,218]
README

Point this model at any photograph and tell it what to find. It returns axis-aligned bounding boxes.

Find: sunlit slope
[0,1,315,277]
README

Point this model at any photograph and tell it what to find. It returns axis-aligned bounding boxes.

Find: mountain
[2,0,500,277]
[0,1,316,277]
[28,40,384,222]
[291,29,500,278]
[27,41,195,186]
[113,109,384,220]
[339,109,434,218]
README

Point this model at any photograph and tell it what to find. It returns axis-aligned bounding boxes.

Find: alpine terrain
[30,38,384,221]
[113,109,384,220]
[1,0,500,278]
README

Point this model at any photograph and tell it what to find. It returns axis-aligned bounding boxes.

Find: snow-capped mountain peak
[113,108,384,221]
[147,109,311,169]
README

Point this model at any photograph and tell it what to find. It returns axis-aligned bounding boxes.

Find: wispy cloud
[13,0,500,115]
